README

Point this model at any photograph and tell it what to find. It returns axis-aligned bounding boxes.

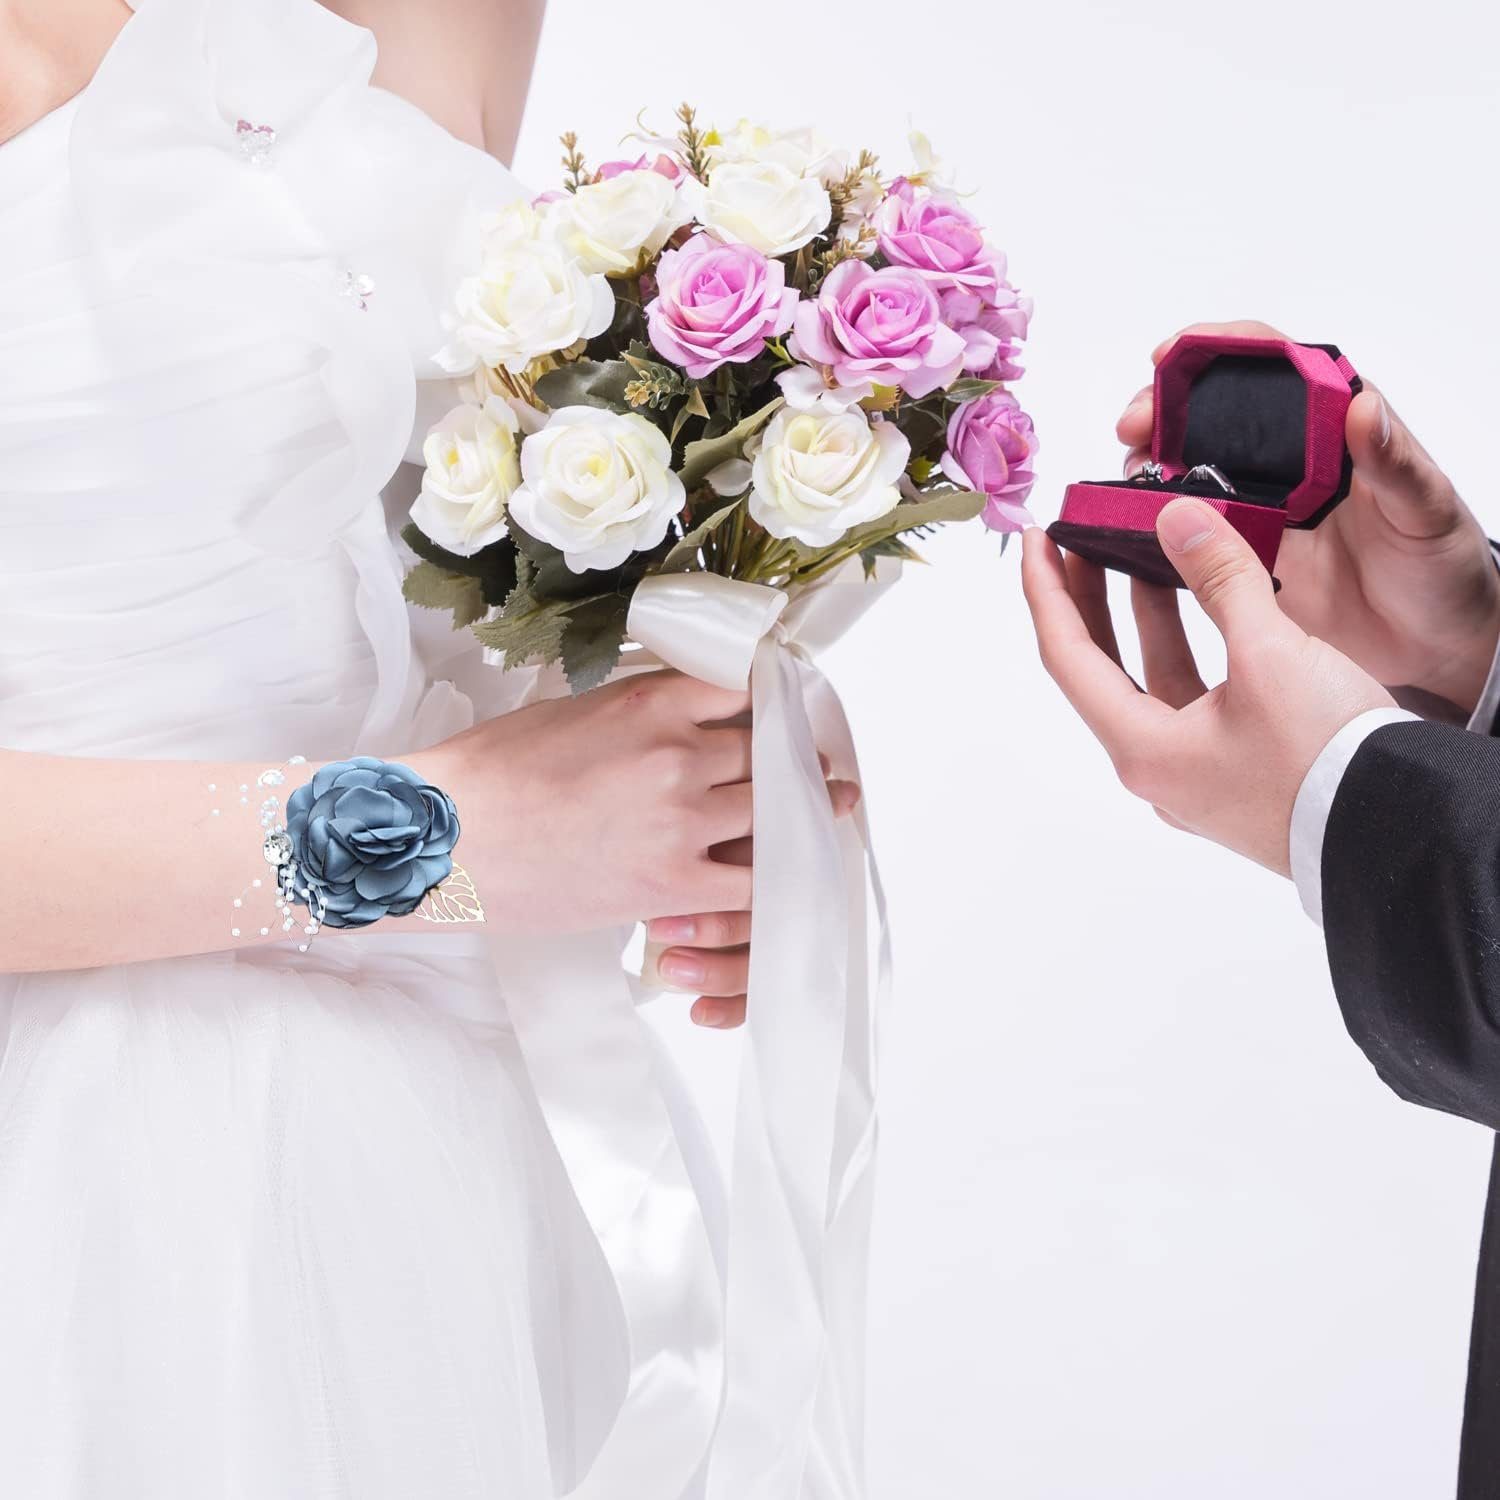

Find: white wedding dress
[0,2,711,1494]
[0,2,886,1495]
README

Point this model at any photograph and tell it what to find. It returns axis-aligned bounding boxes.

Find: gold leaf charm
[417,864,485,924]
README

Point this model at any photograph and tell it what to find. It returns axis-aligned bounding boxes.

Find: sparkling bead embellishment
[339,270,377,312]
[236,119,277,168]
[263,830,294,867]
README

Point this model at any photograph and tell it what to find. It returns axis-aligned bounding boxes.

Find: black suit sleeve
[1323,720,1500,1130]
[1323,720,1500,1497]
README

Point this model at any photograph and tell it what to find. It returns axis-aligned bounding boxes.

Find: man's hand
[1023,502,1394,876]
[1118,320,1500,716]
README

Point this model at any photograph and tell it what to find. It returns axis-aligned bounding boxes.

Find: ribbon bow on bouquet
[489,558,896,1500]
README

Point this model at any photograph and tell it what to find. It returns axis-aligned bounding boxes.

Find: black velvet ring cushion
[1048,335,1361,588]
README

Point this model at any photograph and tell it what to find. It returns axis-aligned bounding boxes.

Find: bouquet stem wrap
[489,559,895,1499]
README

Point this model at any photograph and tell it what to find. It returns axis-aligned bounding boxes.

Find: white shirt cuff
[1467,620,1500,733]
[1289,708,1421,928]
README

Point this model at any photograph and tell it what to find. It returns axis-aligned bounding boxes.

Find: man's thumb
[1348,389,1463,539]
[1156,499,1284,644]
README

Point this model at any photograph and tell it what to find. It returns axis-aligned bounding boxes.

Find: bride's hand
[411,671,761,936]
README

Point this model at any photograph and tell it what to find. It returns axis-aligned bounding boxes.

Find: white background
[518,3,1500,1494]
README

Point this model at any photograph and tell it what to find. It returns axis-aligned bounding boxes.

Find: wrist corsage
[219,755,483,949]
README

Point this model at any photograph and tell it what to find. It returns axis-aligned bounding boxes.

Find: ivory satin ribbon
[489,560,896,1499]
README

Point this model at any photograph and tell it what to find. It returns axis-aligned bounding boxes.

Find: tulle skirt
[0,934,684,1499]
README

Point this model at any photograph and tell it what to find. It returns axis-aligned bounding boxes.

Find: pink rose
[875,179,1005,301]
[942,287,1033,381]
[789,259,966,401]
[597,152,684,184]
[940,390,1038,533]
[644,232,798,380]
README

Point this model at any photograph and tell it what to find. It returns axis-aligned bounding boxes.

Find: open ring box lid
[1048,334,1362,588]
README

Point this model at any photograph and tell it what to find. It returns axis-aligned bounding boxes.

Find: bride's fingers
[657,942,750,998]
[705,776,861,855]
[1130,577,1208,707]
[692,994,747,1030]
[702,782,754,845]
[647,910,751,948]
[701,725,753,786]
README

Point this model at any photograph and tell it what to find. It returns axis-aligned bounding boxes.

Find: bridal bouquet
[401,110,1036,1495]
[403,107,1036,690]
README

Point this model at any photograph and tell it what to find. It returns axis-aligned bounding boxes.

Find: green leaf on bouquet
[945,378,1005,404]
[472,552,570,668]
[859,536,925,578]
[661,501,740,573]
[622,342,692,412]
[892,400,950,461]
[677,399,782,491]
[838,487,986,552]
[669,384,712,445]
[401,560,489,629]
[400,523,518,607]
[559,594,630,694]
[533,358,637,414]
[472,600,570,669]
[509,519,668,603]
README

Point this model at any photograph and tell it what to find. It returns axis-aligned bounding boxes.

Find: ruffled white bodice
[0,0,519,761]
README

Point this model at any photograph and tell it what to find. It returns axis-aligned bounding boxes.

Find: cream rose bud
[440,236,615,376]
[688,161,832,257]
[410,401,523,557]
[748,398,909,547]
[509,407,685,573]
[556,169,691,276]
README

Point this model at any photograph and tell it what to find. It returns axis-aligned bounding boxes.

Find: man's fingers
[1346,387,1465,540]
[1154,499,1291,649]
[1150,319,1286,367]
[1023,528,1171,750]
[1063,551,1123,667]
[1130,578,1208,708]
[1116,387,1154,447]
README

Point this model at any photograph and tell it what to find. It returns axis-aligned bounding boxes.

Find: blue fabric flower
[285,757,460,929]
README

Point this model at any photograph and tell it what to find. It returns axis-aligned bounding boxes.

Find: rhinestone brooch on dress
[339,271,377,312]
[235,120,277,168]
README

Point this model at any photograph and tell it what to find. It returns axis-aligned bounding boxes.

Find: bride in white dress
[0,1,864,1493]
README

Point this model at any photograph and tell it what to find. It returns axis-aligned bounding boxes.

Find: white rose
[442,235,615,375]
[509,407,685,573]
[748,398,909,547]
[710,120,848,186]
[555,169,691,276]
[480,197,549,251]
[410,400,524,557]
[688,161,832,257]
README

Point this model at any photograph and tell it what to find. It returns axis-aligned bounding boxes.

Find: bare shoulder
[318,0,545,163]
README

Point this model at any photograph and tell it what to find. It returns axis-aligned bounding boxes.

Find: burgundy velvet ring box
[1049,334,1362,588]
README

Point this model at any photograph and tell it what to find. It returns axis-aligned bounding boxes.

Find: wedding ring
[1132,460,1166,483]
[1181,464,1237,495]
